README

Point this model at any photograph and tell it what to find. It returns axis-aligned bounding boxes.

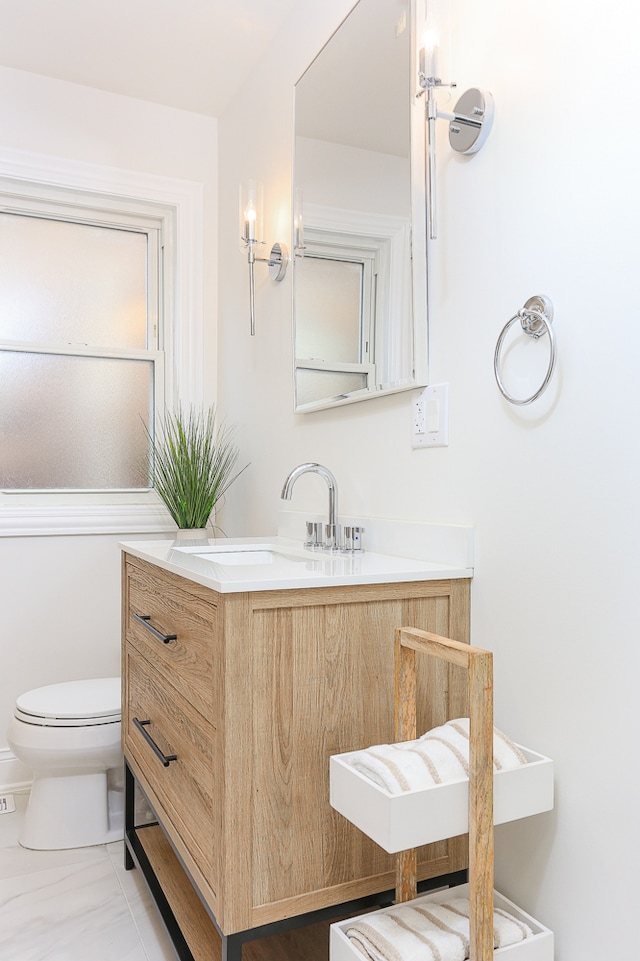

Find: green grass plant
[146,405,247,530]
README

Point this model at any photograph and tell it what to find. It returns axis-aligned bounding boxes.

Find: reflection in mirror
[293,0,427,413]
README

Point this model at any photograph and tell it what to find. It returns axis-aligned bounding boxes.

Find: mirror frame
[292,0,428,414]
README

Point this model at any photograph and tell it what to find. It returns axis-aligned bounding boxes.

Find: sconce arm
[243,240,289,336]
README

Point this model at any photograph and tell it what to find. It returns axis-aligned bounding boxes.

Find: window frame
[0,148,204,535]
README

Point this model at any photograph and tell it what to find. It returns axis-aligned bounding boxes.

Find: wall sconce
[417,16,494,240]
[240,180,289,336]
[293,187,305,258]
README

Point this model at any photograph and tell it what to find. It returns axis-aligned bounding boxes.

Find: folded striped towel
[345,718,527,795]
[346,895,533,961]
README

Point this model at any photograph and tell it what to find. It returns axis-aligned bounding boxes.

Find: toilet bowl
[6,677,124,850]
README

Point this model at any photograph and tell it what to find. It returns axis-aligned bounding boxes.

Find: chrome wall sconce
[417,14,494,240]
[240,180,289,336]
[293,187,305,258]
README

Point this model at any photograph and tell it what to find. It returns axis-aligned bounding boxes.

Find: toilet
[6,677,124,850]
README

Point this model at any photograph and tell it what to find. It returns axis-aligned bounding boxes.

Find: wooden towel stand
[394,627,494,961]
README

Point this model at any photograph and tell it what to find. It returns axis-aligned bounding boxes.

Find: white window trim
[0,503,173,537]
[0,146,204,537]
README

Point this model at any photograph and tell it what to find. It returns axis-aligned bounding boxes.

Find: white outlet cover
[411,384,449,449]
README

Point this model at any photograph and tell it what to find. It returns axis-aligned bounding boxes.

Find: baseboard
[0,748,32,793]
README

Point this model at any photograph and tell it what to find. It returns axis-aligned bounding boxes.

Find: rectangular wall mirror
[293,0,427,413]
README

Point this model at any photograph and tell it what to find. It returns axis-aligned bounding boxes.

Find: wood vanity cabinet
[121,552,471,947]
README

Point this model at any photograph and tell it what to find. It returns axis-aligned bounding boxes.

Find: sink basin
[174,543,311,566]
[199,550,276,566]
[197,549,304,566]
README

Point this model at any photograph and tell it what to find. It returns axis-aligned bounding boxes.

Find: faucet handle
[324,523,342,553]
[343,526,365,552]
[304,520,315,548]
[305,520,325,550]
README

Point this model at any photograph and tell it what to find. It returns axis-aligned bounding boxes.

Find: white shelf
[330,744,554,854]
[330,883,554,961]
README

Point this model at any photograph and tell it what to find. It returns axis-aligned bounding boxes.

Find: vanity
[120,518,473,959]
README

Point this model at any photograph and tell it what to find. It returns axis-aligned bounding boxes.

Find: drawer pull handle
[133,717,178,767]
[132,613,177,644]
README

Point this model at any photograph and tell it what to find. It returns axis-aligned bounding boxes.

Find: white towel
[440,898,534,950]
[346,718,527,795]
[346,894,533,961]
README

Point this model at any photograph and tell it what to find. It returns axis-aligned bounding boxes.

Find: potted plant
[145,404,248,535]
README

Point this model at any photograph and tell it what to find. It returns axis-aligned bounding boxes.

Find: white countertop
[120,534,473,594]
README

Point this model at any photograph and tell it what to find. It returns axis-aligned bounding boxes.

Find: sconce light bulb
[422,21,440,80]
[293,186,305,253]
[240,180,263,247]
[244,204,257,242]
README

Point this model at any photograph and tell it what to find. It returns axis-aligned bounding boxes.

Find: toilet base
[20,770,124,850]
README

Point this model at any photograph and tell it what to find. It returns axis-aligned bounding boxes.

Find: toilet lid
[15,678,121,726]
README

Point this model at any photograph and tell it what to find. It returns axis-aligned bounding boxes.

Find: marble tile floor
[0,793,176,961]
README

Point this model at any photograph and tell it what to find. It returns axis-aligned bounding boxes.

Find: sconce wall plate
[448,88,494,154]
[268,242,289,282]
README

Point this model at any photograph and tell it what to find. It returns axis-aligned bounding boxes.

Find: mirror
[293,0,427,413]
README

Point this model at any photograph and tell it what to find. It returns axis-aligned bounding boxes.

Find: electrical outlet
[411,384,449,448]
[0,795,15,815]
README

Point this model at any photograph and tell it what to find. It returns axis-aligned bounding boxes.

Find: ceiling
[0,0,303,118]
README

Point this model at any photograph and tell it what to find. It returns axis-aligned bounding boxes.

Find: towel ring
[494,295,556,406]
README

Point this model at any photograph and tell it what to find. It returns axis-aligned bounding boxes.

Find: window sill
[0,503,175,537]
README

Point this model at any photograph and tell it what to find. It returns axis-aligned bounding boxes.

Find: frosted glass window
[295,256,363,362]
[0,190,164,493]
[0,352,153,490]
[0,212,148,349]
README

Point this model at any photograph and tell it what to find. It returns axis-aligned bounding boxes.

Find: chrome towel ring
[494,295,556,406]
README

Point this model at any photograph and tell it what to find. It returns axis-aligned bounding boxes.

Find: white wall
[296,136,409,214]
[0,68,218,766]
[217,0,640,958]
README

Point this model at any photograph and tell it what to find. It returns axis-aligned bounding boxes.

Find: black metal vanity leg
[448,869,468,887]
[124,761,135,870]
[221,933,242,961]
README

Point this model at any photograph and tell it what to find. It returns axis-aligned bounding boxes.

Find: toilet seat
[15,678,121,727]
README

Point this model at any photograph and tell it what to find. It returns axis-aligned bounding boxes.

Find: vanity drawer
[125,558,221,724]
[124,647,219,887]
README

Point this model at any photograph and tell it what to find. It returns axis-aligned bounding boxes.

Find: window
[294,226,380,409]
[0,188,166,492]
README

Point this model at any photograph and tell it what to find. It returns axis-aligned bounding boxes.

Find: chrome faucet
[281,462,340,550]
